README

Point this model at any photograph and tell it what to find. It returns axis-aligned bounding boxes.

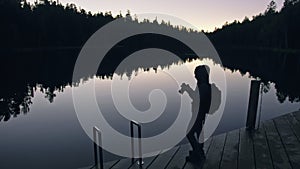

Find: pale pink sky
[29,0,284,31]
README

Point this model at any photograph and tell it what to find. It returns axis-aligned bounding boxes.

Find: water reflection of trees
[1,48,299,122]
[0,85,33,121]
[219,48,300,103]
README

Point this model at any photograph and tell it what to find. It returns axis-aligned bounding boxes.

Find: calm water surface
[0,58,299,169]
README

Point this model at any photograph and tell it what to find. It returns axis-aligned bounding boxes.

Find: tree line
[0,0,199,49]
[1,0,300,50]
[209,0,300,50]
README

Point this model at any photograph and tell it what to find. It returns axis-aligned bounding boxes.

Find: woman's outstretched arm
[179,83,197,100]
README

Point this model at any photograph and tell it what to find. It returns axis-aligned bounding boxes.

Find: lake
[0,57,299,169]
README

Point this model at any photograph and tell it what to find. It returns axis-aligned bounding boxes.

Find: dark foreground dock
[82,110,300,169]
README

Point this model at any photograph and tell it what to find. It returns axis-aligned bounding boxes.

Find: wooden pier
[83,110,300,169]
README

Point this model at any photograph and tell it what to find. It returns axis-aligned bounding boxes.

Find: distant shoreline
[1,45,299,55]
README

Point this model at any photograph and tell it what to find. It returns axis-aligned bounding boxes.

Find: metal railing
[92,126,104,169]
[130,120,143,165]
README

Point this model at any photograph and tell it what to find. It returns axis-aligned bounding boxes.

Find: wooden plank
[238,128,255,169]
[103,160,120,169]
[220,129,239,169]
[147,146,180,169]
[182,161,199,169]
[202,133,227,169]
[286,113,300,141]
[183,137,214,169]
[165,144,191,169]
[253,124,273,169]
[91,138,222,169]
[129,152,159,169]
[274,117,300,169]
[77,165,93,169]
[110,158,135,169]
[263,120,292,169]
[292,110,300,122]
[78,160,119,169]
[203,137,213,154]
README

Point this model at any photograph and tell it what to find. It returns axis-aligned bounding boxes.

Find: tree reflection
[0,50,299,122]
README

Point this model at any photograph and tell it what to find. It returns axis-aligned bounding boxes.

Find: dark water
[0,56,299,168]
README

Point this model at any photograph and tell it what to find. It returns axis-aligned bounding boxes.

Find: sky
[29,0,284,32]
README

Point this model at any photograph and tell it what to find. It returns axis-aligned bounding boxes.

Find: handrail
[130,120,143,165]
[92,126,104,169]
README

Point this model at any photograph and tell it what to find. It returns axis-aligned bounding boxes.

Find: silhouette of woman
[179,65,212,163]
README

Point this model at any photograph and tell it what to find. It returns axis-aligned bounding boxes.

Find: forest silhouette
[1,0,300,122]
[210,0,300,50]
[1,0,300,49]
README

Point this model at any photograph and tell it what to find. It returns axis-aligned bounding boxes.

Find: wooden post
[246,80,261,130]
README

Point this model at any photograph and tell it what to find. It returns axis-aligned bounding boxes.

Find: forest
[0,0,299,50]
[209,0,300,51]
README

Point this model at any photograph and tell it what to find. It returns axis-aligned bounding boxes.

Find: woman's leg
[187,129,198,151]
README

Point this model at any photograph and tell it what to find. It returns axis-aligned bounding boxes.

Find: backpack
[208,83,221,115]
